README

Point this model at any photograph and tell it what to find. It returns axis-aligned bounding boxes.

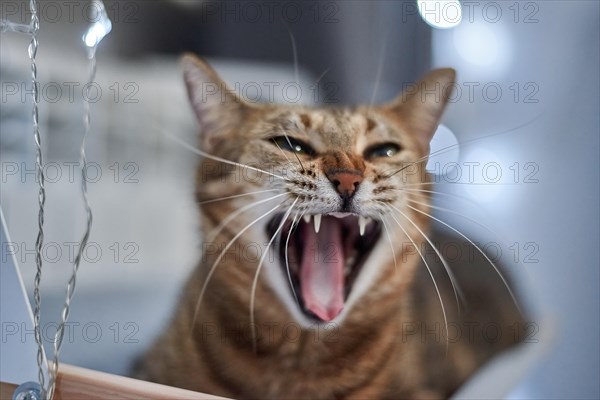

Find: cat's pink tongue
[300,218,344,321]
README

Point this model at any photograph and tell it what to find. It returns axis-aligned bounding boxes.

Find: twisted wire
[27,1,47,398]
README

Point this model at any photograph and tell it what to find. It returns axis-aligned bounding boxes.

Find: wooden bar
[1,364,227,400]
[0,382,17,400]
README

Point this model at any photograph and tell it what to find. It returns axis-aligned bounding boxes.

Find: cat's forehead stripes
[280,109,382,152]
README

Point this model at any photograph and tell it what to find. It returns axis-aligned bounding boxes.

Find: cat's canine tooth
[359,216,369,236]
[303,215,311,224]
[314,214,322,233]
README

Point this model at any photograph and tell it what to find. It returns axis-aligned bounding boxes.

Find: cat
[133,54,524,399]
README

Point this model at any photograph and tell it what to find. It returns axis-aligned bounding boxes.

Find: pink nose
[326,171,363,198]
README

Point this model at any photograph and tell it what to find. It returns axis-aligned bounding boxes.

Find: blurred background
[1,1,598,399]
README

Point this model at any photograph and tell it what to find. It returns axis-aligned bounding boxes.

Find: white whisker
[285,211,302,305]
[205,192,288,244]
[405,198,497,237]
[406,204,522,315]
[162,130,289,182]
[250,198,298,352]
[368,33,388,111]
[313,68,330,88]
[387,203,466,312]
[286,28,300,90]
[384,112,546,178]
[198,189,281,205]
[380,217,398,273]
[399,181,520,187]
[271,138,294,164]
[280,132,306,172]
[191,203,282,331]
[380,202,449,356]
[400,188,482,208]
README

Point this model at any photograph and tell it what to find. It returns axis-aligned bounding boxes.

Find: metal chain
[46,51,96,400]
[27,1,48,398]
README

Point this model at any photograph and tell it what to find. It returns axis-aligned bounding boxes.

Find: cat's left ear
[384,68,456,151]
[182,54,249,149]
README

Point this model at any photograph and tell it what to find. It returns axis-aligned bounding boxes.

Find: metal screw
[12,382,42,400]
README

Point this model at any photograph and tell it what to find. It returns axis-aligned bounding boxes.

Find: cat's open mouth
[268,213,382,322]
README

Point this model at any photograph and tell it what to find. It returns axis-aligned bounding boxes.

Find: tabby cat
[134,54,524,399]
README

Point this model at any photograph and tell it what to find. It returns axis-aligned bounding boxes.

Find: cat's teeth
[303,215,311,224]
[358,216,370,236]
[314,214,322,233]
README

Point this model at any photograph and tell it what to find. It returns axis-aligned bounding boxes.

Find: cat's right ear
[182,54,248,148]
[383,68,456,152]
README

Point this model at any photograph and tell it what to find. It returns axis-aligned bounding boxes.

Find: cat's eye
[269,136,315,156]
[364,142,401,159]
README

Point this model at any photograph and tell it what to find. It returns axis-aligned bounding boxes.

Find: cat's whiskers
[382,159,428,179]
[191,202,284,332]
[406,181,520,186]
[383,113,545,179]
[380,217,398,273]
[399,188,483,207]
[312,68,330,103]
[163,131,290,182]
[204,192,289,244]
[394,182,436,188]
[271,137,294,165]
[401,188,492,220]
[286,27,300,94]
[197,189,281,205]
[387,203,466,312]
[367,33,388,114]
[404,197,497,237]
[285,211,302,306]
[405,204,522,315]
[397,188,444,196]
[380,202,449,356]
[383,180,521,191]
[250,198,299,352]
[279,131,306,172]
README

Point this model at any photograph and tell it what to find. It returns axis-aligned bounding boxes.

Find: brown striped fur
[134,55,524,399]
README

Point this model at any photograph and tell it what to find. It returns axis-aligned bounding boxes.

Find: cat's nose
[326,171,363,198]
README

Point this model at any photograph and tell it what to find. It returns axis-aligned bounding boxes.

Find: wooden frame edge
[1,364,227,400]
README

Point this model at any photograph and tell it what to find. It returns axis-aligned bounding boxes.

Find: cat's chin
[267,212,382,323]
